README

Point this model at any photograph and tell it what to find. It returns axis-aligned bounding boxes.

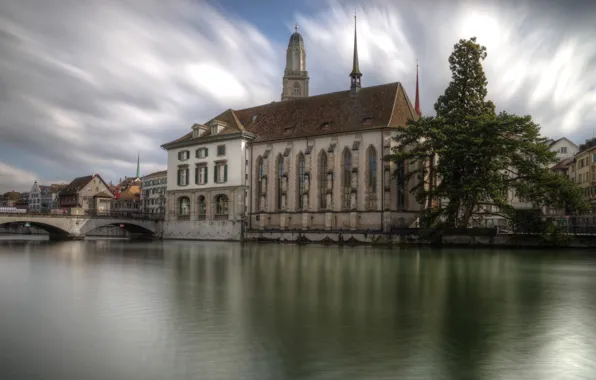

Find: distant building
[141,170,167,215]
[0,191,21,207]
[574,138,596,210]
[28,182,42,212]
[111,185,141,216]
[547,137,579,163]
[59,174,114,213]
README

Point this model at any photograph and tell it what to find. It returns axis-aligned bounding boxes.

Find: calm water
[1,238,596,380]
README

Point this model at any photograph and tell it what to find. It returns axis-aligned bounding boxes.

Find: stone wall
[163,219,242,241]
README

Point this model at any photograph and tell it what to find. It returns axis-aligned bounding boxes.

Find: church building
[161,15,422,241]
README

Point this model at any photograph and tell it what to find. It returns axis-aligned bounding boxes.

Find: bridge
[0,213,164,240]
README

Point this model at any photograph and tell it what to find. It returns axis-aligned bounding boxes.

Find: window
[277,154,284,210]
[211,125,218,135]
[368,147,377,193]
[256,156,264,207]
[560,147,567,154]
[196,148,208,158]
[195,166,208,185]
[178,197,190,219]
[343,148,352,209]
[593,153,596,163]
[292,82,301,96]
[214,194,229,220]
[397,159,405,210]
[217,145,226,156]
[178,150,190,161]
[198,196,206,220]
[214,162,228,183]
[297,153,306,209]
[319,151,328,209]
[177,166,189,186]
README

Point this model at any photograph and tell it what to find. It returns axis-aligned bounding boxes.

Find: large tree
[388,37,587,228]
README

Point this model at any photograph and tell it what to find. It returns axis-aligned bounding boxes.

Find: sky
[0,0,595,193]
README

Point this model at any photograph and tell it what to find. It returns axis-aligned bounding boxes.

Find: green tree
[387,37,587,228]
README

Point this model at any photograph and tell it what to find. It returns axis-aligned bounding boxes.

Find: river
[1,237,595,379]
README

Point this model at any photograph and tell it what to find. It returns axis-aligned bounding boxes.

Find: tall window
[277,155,284,210]
[293,82,301,96]
[214,162,228,183]
[319,151,328,209]
[297,153,306,209]
[343,148,352,209]
[397,160,405,210]
[195,166,208,185]
[215,194,229,220]
[367,147,378,208]
[177,166,189,186]
[256,156,264,208]
[178,197,190,219]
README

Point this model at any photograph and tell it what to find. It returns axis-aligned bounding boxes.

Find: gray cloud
[0,0,595,192]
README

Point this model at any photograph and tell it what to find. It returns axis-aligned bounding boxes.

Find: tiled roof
[141,170,167,180]
[93,191,113,198]
[163,82,417,146]
[59,175,94,195]
[552,157,575,170]
[235,82,417,143]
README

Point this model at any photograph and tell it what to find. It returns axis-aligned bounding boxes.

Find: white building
[141,170,167,215]
[548,137,579,163]
[28,182,42,212]
[161,118,255,240]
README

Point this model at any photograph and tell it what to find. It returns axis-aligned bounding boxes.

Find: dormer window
[210,120,227,135]
[192,124,207,138]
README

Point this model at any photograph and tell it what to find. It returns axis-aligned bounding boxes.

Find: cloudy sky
[0,0,595,192]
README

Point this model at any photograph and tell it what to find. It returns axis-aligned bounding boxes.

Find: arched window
[277,154,284,210]
[368,146,377,193]
[343,148,352,209]
[292,82,301,96]
[319,151,328,209]
[198,195,206,220]
[178,197,190,219]
[297,153,306,209]
[256,156,264,209]
[397,159,405,210]
[214,194,229,220]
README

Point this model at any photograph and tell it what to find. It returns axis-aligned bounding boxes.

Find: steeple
[281,24,309,101]
[136,152,140,179]
[415,60,421,117]
[350,10,362,96]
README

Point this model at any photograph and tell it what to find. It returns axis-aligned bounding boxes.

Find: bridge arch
[78,219,157,237]
[0,220,71,237]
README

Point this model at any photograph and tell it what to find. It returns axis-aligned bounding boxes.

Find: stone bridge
[0,214,164,240]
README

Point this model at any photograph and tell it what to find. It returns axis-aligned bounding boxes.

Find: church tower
[349,12,362,96]
[281,25,309,101]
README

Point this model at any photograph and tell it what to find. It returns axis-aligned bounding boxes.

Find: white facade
[248,130,420,231]
[28,182,42,212]
[141,170,167,214]
[549,137,579,163]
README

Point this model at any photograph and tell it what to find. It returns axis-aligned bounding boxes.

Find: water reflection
[0,240,595,379]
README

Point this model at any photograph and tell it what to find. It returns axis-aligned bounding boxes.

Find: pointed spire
[350,9,362,96]
[295,24,299,33]
[136,153,140,179]
[415,60,422,117]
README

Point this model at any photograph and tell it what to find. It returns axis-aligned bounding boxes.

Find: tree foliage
[387,37,588,228]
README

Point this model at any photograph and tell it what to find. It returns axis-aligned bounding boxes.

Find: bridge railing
[0,211,165,221]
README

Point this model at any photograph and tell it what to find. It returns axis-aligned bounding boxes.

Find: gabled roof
[60,174,114,197]
[162,82,418,147]
[552,157,575,170]
[549,137,578,148]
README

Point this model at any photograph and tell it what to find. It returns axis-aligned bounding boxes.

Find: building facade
[59,174,114,213]
[161,118,255,240]
[28,182,42,212]
[141,170,167,215]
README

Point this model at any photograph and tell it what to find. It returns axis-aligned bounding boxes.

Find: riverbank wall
[244,229,596,249]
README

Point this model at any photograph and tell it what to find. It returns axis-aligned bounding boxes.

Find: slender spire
[415,60,421,117]
[350,9,362,96]
[295,24,298,33]
[136,152,140,179]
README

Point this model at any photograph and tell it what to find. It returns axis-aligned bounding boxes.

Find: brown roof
[141,170,167,180]
[163,109,246,146]
[115,189,141,201]
[60,174,114,197]
[163,82,417,146]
